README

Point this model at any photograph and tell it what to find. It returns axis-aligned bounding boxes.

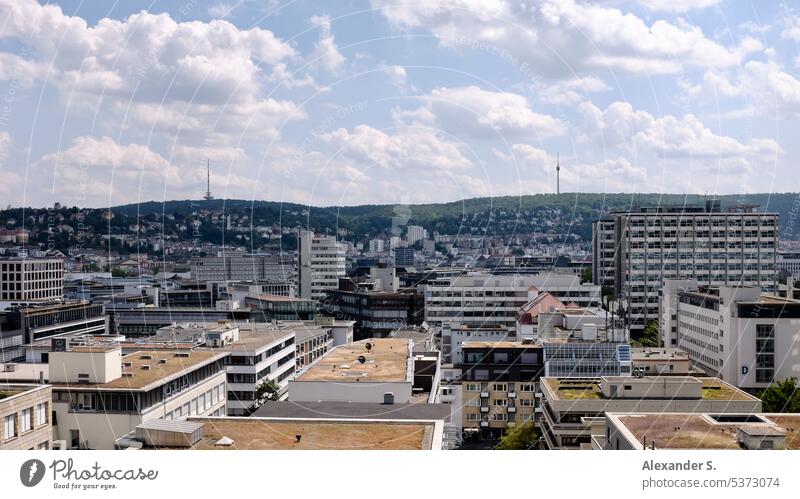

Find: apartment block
[441,323,515,365]
[460,341,544,440]
[660,280,800,389]
[592,203,778,334]
[539,375,760,449]
[190,253,296,284]
[1,383,52,450]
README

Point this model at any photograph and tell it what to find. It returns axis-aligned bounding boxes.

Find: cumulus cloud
[310,15,345,74]
[0,0,303,141]
[637,0,720,13]
[371,0,742,76]
[534,76,611,106]
[395,86,565,139]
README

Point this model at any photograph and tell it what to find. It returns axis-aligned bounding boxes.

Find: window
[4,414,16,440]
[21,409,32,433]
[491,413,508,421]
[37,442,48,450]
[519,399,534,407]
[492,383,507,392]
[466,413,479,421]
[493,399,507,407]
[465,383,480,392]
[36,403,47,426]
[520,383,534,392]
[466,398,481,407]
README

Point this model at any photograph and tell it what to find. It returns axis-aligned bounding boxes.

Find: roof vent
[357,355,366,364]
[141,365,151,370]
[140,354,152,360]
[174,352,190,358]
[214,436,234,447]
[122,372,134,378]
[159,359,168,364]
[365,342,373,351]
[295,434,302,443]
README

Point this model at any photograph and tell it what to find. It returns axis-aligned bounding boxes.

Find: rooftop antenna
[555,153,560,195]
[203,159,213,201]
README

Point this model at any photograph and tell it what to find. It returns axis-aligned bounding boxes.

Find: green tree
[246,379,281,415]
[759,378,800,413]
[580,266,592,284]
[639,320,660,347]
[111,267,128,278]
[495,421,539,450]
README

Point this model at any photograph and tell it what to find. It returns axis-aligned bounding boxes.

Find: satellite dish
[357,355,366,364]
[365,342,373,351]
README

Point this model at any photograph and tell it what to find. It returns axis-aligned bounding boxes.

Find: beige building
[631,348,692,375]
[47,345,228,449]
[539,375,760,449]
[1,383,52,450]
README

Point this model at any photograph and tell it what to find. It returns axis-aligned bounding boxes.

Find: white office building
[424,273,601,330]
[660,280,800,390]
[1,258,64,309]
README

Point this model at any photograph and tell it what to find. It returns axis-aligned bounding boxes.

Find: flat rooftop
[212,328,292,352]
[296,338,411,383]
[52,350,227,391]
[613,413,800,450]
[254,401,451,422]
[183,417,434,450]
[542,377,753,401]
[462,341,537,349]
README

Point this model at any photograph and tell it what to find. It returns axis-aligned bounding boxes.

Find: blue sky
[0,0,798,207]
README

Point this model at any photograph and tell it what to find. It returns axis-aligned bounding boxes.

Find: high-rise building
[0,258,64,308]
[394,247,415,268]
[405,225,427,245]
[297,231,346,302]
[190,253,296,284]
[592,202,778,334]
[368,239,385,253]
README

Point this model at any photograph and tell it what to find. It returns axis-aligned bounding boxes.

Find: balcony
[480,406,489,413]
[508,406,516,413]
[480,391,489,398]
[480,421,489,427]
[507,391,516,398]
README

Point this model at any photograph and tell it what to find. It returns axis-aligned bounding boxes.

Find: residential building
[298,231,346,301]
[778,251,800,277]
[424,273,601,330]
[1,257,64,308]
[406,225,427,245]
[47,345,228,449]
[368,239,385,253]
[539,376,760,449]
[660,280,800,389]
[599,412,800,450]
[0,384,52,450]
[460,341,544,440]
[592,202,778,334]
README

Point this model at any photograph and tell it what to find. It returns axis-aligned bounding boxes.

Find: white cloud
[782,16,800,41]
[0,0,302,142]
[580,100,781,160]
[0,131,11,166]
[310,15,345,74]
[372,0,742,76]
[208,3,235,18]
[534,76,611,106]
[320,124,473,171]
[637,0,720,13]
[384,65,408,91]
[396,86,565,139]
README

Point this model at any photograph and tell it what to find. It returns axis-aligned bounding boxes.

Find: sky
[0,0,798,208]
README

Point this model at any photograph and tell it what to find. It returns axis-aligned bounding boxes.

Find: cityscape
[1,0,799,496]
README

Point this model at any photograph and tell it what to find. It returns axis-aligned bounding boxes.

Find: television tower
[203,159,213,201]
[555,152,560,195]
